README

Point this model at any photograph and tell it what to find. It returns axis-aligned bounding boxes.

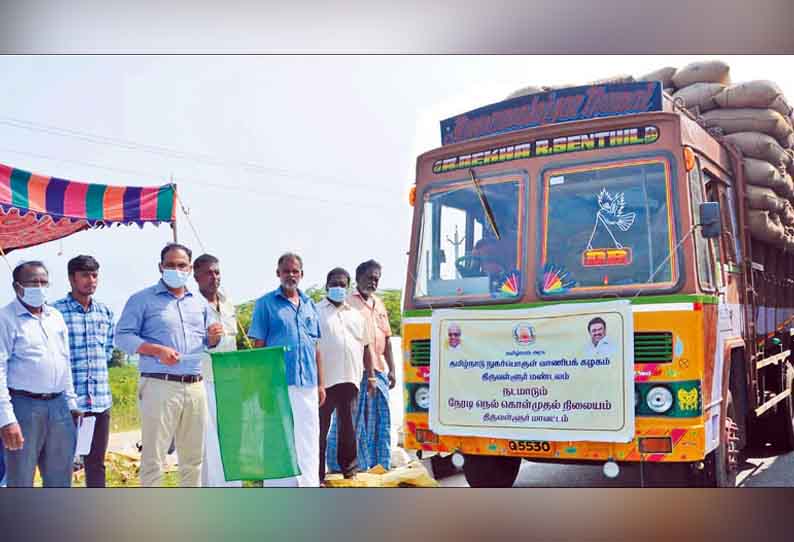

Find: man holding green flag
[247,252,324,487]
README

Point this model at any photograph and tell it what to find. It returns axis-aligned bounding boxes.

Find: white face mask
[20,285,48,308]
[162,269,190,289]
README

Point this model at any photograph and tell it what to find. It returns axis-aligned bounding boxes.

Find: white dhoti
[262,385,319,488]
[202,378,243,487]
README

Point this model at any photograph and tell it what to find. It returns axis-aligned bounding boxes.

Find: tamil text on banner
[210,346,301,481]
[429,300,634,443]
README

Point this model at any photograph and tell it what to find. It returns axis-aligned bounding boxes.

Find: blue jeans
[3,394,77,487]
[0,443,5,487]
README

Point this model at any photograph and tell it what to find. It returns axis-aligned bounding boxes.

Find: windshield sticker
[550,176,565,186]
[432,125,659,174]
[541,264,576,295]
[587,188,636,247]
[496,271,521,297]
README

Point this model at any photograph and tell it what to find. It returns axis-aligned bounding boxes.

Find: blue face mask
[20,286,48,308]
[327,286,347,303]
[162,269,190,289]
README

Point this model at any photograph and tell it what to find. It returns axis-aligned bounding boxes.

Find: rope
[172,186,254,350]
[0,243,14,273]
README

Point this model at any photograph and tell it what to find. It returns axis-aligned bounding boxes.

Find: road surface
[434,447,794,487]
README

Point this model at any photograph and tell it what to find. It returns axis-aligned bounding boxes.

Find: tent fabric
[0,162,175,252]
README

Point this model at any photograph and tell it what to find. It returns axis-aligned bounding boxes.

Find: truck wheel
[697,390,739,487]
[462,455,521,487]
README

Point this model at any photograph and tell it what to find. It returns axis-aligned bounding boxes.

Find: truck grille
[634,332,673,363]
[410,339,431,366]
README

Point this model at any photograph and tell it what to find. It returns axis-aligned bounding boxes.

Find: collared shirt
[584,337,617,358]
[0,298,78,428]
[247,287,320,388]
[115,281,216,376]
[201,292,238,383]
[53,294,115,413]
[347,291,392,373]
[316,298,369,389]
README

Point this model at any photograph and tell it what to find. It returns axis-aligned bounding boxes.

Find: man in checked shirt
[54,255,115,488]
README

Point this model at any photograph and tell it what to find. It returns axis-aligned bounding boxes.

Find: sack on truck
[748,209,786,244]
[743,158,790,197]
[672,60,731,88]
[745,184,786,214]
[724,132,791,167]
[636,66,677,89]
[672,83,725,113]
[701,108,793,147]
[713,80,794,119]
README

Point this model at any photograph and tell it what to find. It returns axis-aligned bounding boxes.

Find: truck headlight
[414,385,430,410]
[646,386,673,413]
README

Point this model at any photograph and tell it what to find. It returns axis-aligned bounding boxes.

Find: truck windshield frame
[412,171,527,307]
[538,154,680,298]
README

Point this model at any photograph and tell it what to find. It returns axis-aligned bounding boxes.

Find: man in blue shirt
[116,243,223,487]
[248,252,324,487]
[0,261,80,487]
[54,255,115,488]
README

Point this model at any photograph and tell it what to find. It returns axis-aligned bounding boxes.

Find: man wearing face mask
[0,261,80,487]
[247,252,323,487]
[192,253,242,487]
[115,243,223,487]
[54,255,115,488]
[316,267,374,484]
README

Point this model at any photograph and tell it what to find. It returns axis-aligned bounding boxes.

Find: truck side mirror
[699,201,722,239]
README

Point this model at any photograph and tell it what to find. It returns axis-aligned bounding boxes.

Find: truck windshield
[540,158,677,296]
[414,176,523,303]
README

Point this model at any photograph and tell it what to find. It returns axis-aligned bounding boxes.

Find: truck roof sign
[440,81,663,146]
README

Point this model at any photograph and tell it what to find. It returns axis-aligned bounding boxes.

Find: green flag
[210,346,301,481]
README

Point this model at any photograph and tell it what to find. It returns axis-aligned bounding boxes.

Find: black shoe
[342,468,359,479]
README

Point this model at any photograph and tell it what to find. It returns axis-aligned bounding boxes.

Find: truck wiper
[469,168,501,240]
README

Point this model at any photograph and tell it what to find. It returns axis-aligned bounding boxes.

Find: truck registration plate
[506,440,554,455]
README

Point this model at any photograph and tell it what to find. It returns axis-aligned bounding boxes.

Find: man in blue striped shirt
[54,255,115,488]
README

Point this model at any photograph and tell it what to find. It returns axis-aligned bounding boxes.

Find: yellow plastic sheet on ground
[323,460,439,488]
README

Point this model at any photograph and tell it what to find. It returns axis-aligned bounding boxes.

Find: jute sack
[784,173,794,200]
[748,209,785,243]
[745,183,785,213]
[713,80,793,119]
[505,85,544,100]
[542,74,634,92]
[724,132,790,167]
[781,201,794,226]
[672,83,725,113]
[701,108,793,146]
[743,158,788,195]
[637,67,677,89]
[672,60,731,88]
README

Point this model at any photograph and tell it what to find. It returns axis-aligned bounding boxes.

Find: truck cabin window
[540,159,677,296]
[415,178,521,301]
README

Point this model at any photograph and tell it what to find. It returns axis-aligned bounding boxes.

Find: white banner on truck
[429,300,635,442]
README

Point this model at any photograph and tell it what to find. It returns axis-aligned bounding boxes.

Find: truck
[400,80,794,487]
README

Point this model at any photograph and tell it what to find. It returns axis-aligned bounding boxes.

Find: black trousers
[319,383,358,482]
[82,408,111,488]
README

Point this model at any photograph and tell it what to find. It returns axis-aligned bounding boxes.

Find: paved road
[434,446,794,487]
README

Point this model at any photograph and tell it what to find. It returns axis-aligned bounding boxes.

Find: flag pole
[170,174,178,243]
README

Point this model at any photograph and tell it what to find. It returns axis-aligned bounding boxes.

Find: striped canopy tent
[0,162,176,253]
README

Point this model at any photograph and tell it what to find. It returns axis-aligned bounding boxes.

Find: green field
[109,365,140,432]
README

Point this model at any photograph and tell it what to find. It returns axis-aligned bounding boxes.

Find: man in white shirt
[583,317,616,358]
[316,267,374,484]
[0,261,81,487]
[194,254,243,487]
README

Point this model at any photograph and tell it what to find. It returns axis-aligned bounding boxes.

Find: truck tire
[430,454,458,480]
[696,390,739,487]
[462,455,521,488]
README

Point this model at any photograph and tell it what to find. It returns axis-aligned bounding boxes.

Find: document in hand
[210,346,300,481]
